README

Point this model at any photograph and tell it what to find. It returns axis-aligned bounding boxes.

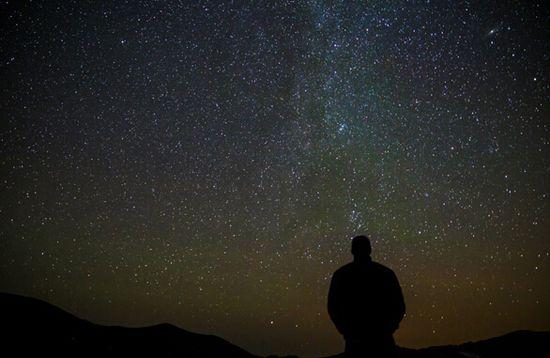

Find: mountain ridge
[2,291,548,357]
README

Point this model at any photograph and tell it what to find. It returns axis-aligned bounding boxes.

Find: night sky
[1,1,549,357]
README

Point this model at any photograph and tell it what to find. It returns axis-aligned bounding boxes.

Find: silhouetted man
[328,235,405,357]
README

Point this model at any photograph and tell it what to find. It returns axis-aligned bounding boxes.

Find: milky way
[1,1,548,357]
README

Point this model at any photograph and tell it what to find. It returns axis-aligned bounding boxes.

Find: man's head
[351,235,371,259]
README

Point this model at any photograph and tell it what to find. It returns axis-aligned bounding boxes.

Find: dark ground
[2,292,548,358]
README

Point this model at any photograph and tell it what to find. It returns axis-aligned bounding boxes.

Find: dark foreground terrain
[2,292,548,357]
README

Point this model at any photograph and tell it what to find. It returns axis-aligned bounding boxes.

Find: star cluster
[1,1,548,357]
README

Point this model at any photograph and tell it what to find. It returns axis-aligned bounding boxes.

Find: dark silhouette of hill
[323,330,550,358]
[414,330,550,358]
[2,291,548,358]
[1,291,258,357]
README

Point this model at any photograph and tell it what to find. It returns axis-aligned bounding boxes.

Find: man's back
[327,235,405,355]
[328,259,405,339]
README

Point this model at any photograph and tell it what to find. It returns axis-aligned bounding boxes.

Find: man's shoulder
[333,261,396,277]
[334,262,355,275]
[370,261,397,276]
[370,260,392,270]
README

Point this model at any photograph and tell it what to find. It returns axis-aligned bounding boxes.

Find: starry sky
[1,1,549,357]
